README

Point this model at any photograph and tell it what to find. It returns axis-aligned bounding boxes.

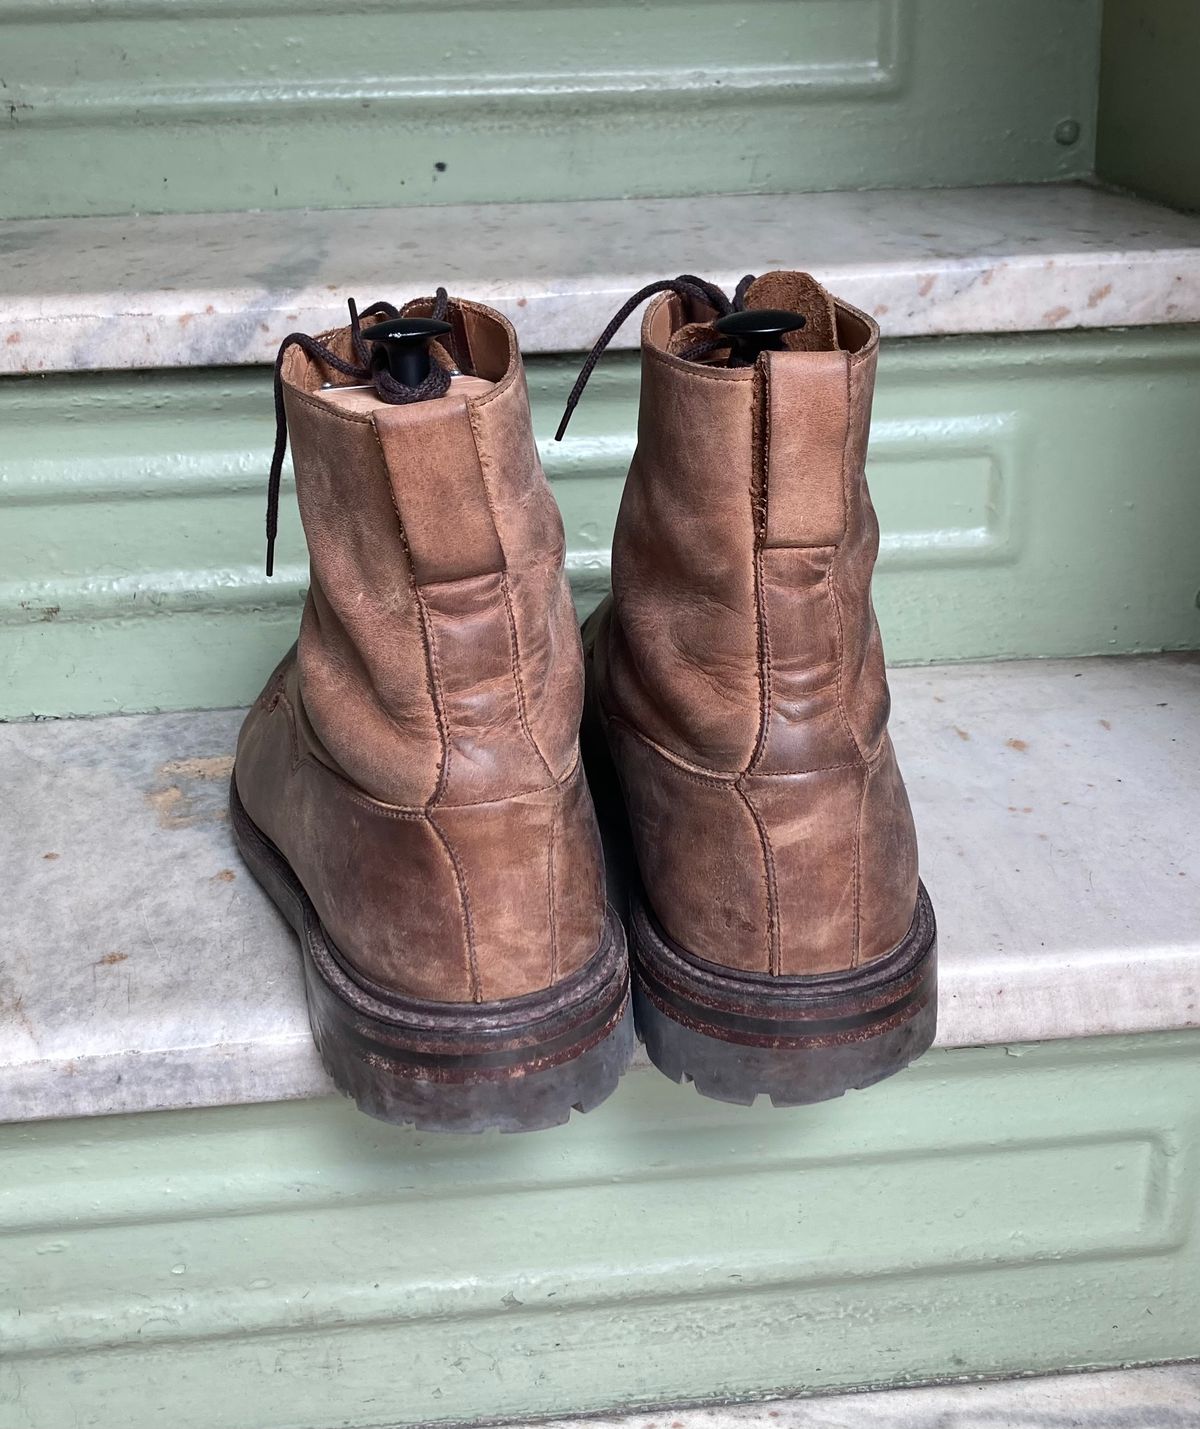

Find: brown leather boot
[561,272,936,1106]
[232,293,632,1130]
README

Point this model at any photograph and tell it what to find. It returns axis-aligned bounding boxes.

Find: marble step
[516,1364,1200,1428]
[4,182,1200,375]
[2,653,1197,1124]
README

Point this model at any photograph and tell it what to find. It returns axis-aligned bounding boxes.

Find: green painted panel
[2,1034,1200,1427]
[0,0,1099,220]
[2,328,1199,719]
[1097,0,1200,212]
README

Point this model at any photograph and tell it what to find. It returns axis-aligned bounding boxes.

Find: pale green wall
[1097,0,1200,212]
[2,328,1199,719]
[3,1034,1200,1428]
[0,0,1100,219]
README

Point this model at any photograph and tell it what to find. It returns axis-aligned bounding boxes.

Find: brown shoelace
[265,289,453,575]
[554,272,757,440]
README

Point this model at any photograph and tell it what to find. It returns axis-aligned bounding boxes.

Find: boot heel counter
[246,698,605,1003]
[435,760,606,1001]
[609,719,773,973]
[742,737,919,975]
[856,735,920,965]
[607,714,918,980]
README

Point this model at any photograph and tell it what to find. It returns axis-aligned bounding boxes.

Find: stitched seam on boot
[748,358,772,777]
[826,565,870,769]
[831,355,870,968]
[285,383,373,425]
[463,362,560,787]
[643,342,755,384]
[750,556,775,773]
[415,587,453,806]
[606,715,738,786]
[547,799,559,984]
[373,422,450,806]
[403,580,481,997]
[427,813,483,1003]
[749,362,776,971]
[737,782,781,977]
[613,715,862,784]
[288,752,584,818]
[851,762,870,970]
[266,689,477,995]
[500,569,558,785]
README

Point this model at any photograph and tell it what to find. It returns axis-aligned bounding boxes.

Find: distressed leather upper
[592,274,919,976]
[236,299,605,1002]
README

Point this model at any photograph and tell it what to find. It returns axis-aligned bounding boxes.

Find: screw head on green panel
[1055,119,1081,146]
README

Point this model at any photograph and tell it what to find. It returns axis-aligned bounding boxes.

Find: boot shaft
[608,275,889,777]
[280,297,583,809]
[236,295,608,1007]
[596,272,918,977]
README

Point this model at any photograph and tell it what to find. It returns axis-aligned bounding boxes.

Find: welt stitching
[737,782,780,975]
[428,812,482,1003]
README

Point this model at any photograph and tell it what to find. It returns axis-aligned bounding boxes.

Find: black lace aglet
[265,536,275,579]
[554,411,571,443]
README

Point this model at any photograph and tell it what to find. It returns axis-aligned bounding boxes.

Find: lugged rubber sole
[230,776,634,1132]
[630,884,937,1106]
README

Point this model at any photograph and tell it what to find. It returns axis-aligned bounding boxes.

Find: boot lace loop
[554,273,756,441]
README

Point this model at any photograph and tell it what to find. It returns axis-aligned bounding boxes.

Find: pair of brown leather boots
[231,272,937,1132]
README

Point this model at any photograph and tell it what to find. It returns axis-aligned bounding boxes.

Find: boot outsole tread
[230,775,634,1133]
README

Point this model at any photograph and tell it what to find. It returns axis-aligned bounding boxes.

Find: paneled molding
[2,328,1199,716]
[0,1,1096,217]
[1,1035,1198,1424]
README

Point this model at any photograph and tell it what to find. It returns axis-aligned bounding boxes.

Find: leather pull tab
[763,349,850,548]
[373,395,504,584]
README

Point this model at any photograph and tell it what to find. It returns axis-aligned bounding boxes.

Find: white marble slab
[517,1364,1200,1429]
[4,184,1200,375]
[1,655,1198,1122]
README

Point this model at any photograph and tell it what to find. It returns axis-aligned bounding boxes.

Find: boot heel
[630,885,937,1107]
[231,776,634,1133]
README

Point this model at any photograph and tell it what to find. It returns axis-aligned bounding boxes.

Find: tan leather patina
[235,298,607,1007]
[589,273,920,979]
